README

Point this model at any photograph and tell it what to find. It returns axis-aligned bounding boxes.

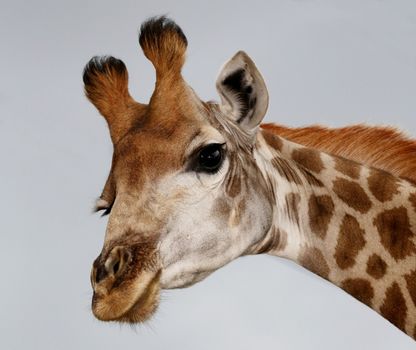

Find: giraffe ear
[83,56,147,144]
[216,51,269,133]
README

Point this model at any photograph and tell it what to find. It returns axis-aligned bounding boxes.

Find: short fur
[83,56,146,143]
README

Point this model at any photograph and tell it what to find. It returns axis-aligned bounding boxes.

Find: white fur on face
[157,157,272,289]
[158,162,233,288]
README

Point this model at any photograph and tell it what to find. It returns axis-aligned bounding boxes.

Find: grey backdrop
[1,0,416,349]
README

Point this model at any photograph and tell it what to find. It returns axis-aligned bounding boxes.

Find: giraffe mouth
[113,271,161,323]
[92,270,161,323]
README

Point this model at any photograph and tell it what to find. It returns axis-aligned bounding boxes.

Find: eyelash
[100,206,112,217]
[95,202,113,217]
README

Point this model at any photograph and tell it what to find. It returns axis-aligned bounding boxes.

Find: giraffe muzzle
[90,242,161,323]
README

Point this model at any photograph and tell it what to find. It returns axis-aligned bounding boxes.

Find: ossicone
[139,16,188,79]
[83,56,146,144]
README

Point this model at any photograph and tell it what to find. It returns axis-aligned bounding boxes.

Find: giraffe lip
[92,270,161,323]
[116,272,161,323]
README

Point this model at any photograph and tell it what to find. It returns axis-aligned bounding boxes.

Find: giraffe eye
[195,143,225,173]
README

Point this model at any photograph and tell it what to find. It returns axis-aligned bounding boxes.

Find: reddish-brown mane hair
[261,123,416,184]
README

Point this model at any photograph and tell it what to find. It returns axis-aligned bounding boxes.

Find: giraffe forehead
[110,118,228,183]
[113,127,196,182]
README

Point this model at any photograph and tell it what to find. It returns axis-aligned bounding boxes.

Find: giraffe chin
[92,271,161,323]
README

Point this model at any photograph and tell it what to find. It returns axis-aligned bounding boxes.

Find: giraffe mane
[261,123,416,184]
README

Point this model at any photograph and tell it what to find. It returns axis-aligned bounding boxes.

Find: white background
[1,0,416,349]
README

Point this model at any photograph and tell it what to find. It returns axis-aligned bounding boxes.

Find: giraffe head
[85,17,272,323]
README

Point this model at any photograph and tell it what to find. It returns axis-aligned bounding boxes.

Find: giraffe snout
[89,240,161,323]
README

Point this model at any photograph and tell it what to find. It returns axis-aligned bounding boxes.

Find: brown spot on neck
[341,278,374,306]
[334,157,361,179]
[292,148,324,174]
[308,195,335,239]
[373,206,416,261]
[366,254,387,279]
[298,247,330,280]
[334,214,366,269]
[367,168,400,202]
[332,178,372,214]
[380,282,408,332]
[404,270,416,307]
[262,129,283,151]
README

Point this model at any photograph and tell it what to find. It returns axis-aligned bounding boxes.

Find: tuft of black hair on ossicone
[83,56,127,87]
[139,15,188,48]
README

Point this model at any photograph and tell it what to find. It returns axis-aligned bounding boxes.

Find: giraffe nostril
[95,265,108,284]
[91,246,131,288]
[104,246,130,278]
[112,260,120,275]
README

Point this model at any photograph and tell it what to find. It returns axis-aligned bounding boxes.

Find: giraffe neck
[251,129,416,340]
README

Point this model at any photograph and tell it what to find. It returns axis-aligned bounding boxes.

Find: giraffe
[84,16,416,339]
